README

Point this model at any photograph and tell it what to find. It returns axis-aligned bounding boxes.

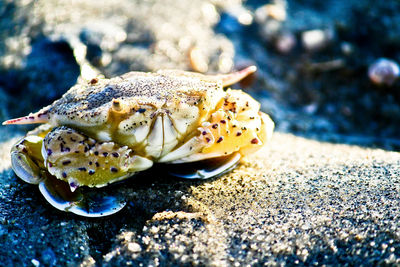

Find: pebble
[340,42,354,55]
[255,3,287,41]
[226,5,253,26]
[255,4,287,23]
[275,32,296,54]
[31,259,40,267]
[189,47,208,73]
[301,29,331,51]
[127,242,142,253]
[368,58,400,86]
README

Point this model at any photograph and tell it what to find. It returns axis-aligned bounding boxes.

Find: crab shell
[4,67,274,215]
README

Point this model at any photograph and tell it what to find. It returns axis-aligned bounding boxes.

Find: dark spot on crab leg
[90,78,98,84]
[251,138,259,144]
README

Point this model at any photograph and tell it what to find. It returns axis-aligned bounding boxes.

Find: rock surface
[0,0,400,266]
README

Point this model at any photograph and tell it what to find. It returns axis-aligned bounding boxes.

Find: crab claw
[2,106,50,125]
[39,174,126,217]
[167,152,241,179]
[10,135,45,184]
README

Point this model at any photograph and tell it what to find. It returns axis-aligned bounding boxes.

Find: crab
[3,66,274,217]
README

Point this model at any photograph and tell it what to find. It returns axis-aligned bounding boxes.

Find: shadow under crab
[4,67,274,217]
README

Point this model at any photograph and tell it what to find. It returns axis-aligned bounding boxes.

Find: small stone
[31,259,40,267]
[301,29,332,51]
[255,4,286,23]
[226,5,253,26]
[189,47,208,73]
[127,242,142,253]
[368,58,400,86]
[275,32,296,54]
[340,42,353,55]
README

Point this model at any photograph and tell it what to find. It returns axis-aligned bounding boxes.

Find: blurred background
[1,0,400,150]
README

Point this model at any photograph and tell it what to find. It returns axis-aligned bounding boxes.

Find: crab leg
[2,106,50,125]
[158,135,205,163]
[157,66,257,87]
[160,89,273,165]
[167,152,241,179]
[219,65,257,87]
[38,174,127,217]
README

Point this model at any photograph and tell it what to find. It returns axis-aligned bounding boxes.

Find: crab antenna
[220,65,257,87]
[2,109,49,125]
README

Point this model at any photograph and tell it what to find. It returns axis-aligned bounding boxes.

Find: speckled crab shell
[4,66,274,217]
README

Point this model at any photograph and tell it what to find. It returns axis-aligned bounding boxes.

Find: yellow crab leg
[196,89,273,158]
[159,89,273,163]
